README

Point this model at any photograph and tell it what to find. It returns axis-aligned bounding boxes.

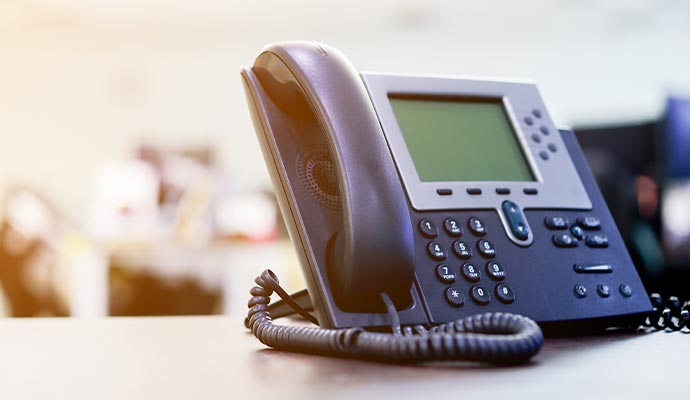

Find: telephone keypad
[486,262,506,281]
[468,217,487,236]
[426,241,447,261]
[471,285,491,305]
[495,284,515,304]
[418,219,438,238]
[452,240,472,260]
[461,262,481,282]
[445,287,465,307]
[443,218,463,237]
[477,239,497,258]
[417,214,516,315]
[435,264,456,284]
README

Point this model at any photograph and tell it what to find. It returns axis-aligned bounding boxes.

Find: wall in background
[2,0,690,222]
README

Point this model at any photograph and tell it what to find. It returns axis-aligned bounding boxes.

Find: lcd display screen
[388,95,535,182]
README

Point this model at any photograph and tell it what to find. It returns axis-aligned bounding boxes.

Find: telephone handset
[241,42,655,364]
[244,42,417,317]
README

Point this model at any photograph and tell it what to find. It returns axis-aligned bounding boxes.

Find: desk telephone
[242,42,667,365]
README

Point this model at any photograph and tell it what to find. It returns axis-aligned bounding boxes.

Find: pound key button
[418,219,438,238]
[445,287,465,307]
[477,239,497,258]
[553,233,577,248]
[486,261,506,281]
[495,284,515,304]
[426,241,447,261]
[471,285,491,305]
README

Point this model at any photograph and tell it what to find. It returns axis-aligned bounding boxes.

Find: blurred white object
[661,180,690,263]
[85,161,160,241]
[214,193,277,241]
[63,233,108,318]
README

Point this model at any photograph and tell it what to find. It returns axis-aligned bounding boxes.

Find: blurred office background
[1,0,690,317]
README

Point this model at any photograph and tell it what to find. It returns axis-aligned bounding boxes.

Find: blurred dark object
[109,265,220,316]
[0,187,69,317]
[575,96,690,299]
[661,97,690,179]
[137,143,214,207]
[108,248,222,316]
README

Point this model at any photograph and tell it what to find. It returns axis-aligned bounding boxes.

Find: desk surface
[0,316,687,400]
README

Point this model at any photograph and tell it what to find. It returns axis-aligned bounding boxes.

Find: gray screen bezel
[361,73,592,215]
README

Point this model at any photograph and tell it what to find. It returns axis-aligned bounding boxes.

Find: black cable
[644,293,690,331]
[246,269,544,365]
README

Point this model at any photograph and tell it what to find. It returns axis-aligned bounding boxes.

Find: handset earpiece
[253,42,415,312]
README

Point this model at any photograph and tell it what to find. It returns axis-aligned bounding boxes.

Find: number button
[443,218,463,237]
[445,287,465,307]
[426,241,447,261]
[468,217,487,236]
[461,262,481,282]
[495,284,515,304]
[477,239,496,258]
[418,219,438,238]
[471,285,491,305]
[485,261,505,281]
[452,240,472,260]
[435,264,456,284]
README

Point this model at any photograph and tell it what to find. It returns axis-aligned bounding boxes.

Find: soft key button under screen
[501,200,531,242]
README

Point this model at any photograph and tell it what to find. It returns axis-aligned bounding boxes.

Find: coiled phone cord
[246,269,544,365]
[644,293,690,331]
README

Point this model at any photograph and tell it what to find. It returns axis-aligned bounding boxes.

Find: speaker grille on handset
[296,146,341,210]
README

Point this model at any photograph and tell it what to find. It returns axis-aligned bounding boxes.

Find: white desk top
[0,316,687,400]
